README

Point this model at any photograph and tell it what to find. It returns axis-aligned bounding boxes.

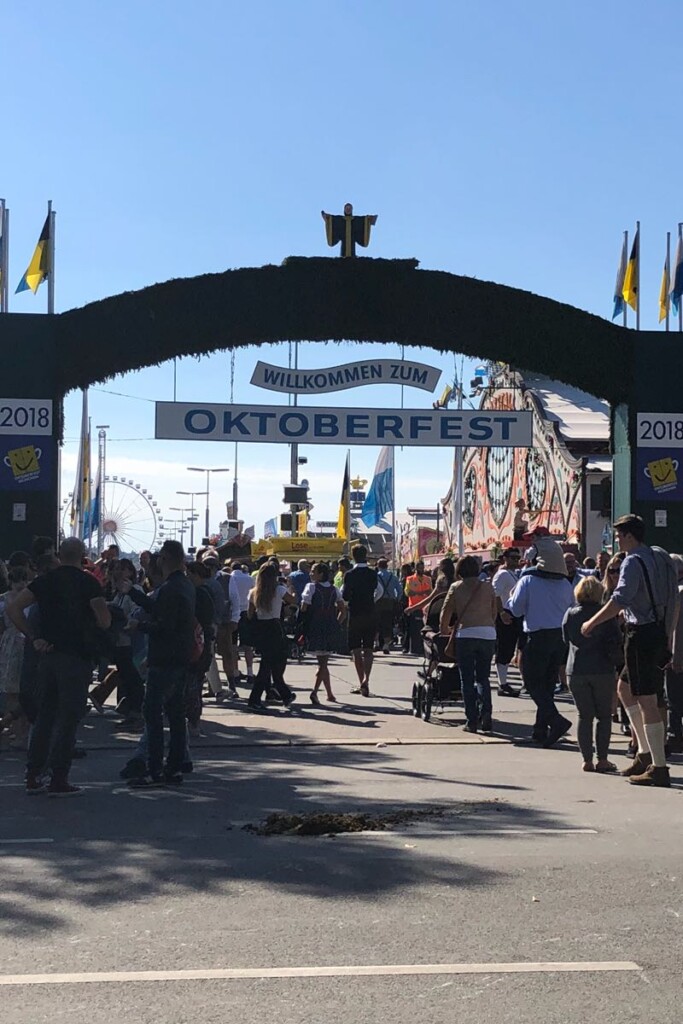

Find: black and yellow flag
[622,228,639,312]
[336,453,350,540]
[16,214,50,294]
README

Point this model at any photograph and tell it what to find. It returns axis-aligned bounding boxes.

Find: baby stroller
[411,594,462,721]
[282,604,307,663]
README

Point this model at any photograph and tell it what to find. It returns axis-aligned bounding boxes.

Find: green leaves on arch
[54,256,629,403]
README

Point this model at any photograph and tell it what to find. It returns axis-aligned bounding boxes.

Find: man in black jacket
[123,540,196,786]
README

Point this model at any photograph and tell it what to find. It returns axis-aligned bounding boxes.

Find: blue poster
[0,435,56,492]
[636,448,683,502]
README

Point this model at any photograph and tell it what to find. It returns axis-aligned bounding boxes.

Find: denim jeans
[143,665,189,777]
[27,651,92,777]
[521,628,567,735]
[457,637,495,725]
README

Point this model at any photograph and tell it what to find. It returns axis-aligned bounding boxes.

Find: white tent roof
[523,374,610,442]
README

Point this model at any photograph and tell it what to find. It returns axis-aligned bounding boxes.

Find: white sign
[155,403,533,448]
[0,399,53,435]
[655,509,668,527]
[12,502,27,522]
[637,413,683,447]
[250,359,442,395]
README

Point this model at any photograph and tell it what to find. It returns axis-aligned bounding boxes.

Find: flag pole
[345,449,351,556]
[97,426,107,555]
[679,223,683,334]
[0,200,8,313]
[636,220,640,332]
[623,229,628,328]
[76,390,88,541]
[390,444,396,570]
[666,231,671,332]
[47,199,55,315]
[4,203,9,313]
[0,200,4,312]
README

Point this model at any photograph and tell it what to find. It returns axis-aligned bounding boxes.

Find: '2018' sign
[0,399,53,435]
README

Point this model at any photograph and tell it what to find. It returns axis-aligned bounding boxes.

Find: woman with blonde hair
[562,575,622,772]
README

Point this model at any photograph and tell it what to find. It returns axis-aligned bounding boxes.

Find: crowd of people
[0,512,681,792]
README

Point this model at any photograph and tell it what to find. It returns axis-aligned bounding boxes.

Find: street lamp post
[187,467,230,542]
[170,507,199,549]
[175,490,207,548]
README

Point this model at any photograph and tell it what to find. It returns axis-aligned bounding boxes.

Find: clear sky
[4,1,682,546]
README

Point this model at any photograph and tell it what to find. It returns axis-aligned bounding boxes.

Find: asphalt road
[1,653,682,1023]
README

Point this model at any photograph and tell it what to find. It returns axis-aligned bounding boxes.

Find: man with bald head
[9,538,111,796]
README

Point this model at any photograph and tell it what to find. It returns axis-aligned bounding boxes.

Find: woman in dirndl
[300,562,346,705]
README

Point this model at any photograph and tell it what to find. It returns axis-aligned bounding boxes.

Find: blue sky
[4,1,683,544]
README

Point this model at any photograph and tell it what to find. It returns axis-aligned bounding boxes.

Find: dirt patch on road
[244,806,451,836]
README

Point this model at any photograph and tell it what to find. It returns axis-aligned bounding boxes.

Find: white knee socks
[624,703,647,754]
[644,721,667,767]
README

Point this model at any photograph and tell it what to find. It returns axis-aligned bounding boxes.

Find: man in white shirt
[492,548,521,696]
[229,561,257,681]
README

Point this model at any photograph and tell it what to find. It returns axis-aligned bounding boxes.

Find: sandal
[582,761,595,772]
[310,691,321,706]
[360,685,370,697]
[595,759,618,774]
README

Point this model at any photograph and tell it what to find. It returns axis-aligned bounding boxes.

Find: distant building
[442,366,611,558]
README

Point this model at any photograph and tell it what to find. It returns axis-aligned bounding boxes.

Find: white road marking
[0,960,641,986]
[0,838,54,845]
[336,827,599,838]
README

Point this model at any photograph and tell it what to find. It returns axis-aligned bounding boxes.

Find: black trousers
[249,620,292,704]
[495,614,521,665]
[666,668,683,735]
[27,651,92,777]
[113,646,144,713]
[520,629,567,735]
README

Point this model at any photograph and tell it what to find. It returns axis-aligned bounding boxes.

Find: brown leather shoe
[621,752,652,777]
[628,764,671,788]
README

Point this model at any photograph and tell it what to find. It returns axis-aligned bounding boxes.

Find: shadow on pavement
[0,727,563,939]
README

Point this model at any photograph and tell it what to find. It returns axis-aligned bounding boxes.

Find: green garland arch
[53,256,629,403]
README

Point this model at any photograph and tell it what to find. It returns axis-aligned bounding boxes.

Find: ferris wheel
[61,475,165,554]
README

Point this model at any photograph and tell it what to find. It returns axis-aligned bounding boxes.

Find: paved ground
[1,651,683,1023]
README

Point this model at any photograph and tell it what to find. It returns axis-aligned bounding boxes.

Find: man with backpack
[581,514,678,788]
[374,558,401,654]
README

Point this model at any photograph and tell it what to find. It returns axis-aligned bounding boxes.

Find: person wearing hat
[581,514,678,787]
[492,548,522,696]
[505,535,574,746]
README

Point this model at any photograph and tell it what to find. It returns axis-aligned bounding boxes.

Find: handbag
[444,581,482,662]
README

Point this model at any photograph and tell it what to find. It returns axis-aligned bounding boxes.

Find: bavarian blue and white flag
[360,446,393,528]
[671,233,683,317]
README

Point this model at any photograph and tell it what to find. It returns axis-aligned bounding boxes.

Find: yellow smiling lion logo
[645,457,678,495]
[4,444,42,484]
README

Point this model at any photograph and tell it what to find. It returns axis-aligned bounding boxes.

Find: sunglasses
[607,567,620,575]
